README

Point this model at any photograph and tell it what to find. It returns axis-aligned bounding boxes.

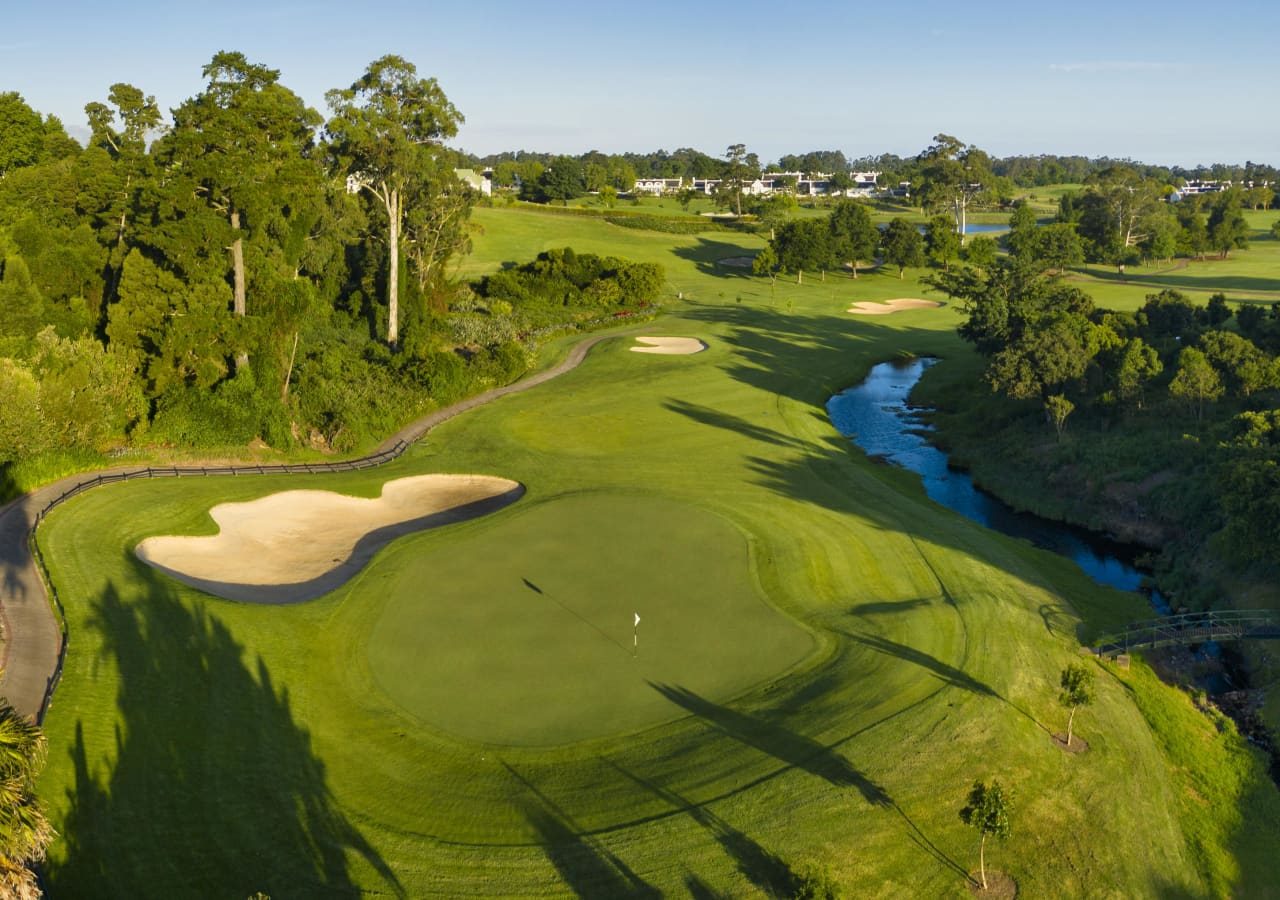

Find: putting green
[366,492,815,745]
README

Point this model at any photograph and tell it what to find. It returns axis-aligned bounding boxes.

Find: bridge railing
[1096,609,1280,657]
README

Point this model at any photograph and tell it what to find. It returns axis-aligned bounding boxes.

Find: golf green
[366,492,815,745]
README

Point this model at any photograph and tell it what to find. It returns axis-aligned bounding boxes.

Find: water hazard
[827,357,1167,610]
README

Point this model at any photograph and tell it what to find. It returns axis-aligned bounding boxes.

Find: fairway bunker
[135,474,523,603]
[630,335,708,355]
[366,493,814,745]
[848,298,941,315]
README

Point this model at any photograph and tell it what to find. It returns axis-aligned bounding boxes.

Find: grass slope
[32,206,1280,898]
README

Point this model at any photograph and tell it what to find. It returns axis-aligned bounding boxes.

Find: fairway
[367,492,814,745]
[27,205,1280,898]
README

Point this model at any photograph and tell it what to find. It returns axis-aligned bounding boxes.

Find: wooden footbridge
[1095,610,1280,658]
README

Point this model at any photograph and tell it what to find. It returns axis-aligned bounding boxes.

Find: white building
[633,177,685,195]
[454,168,493,196]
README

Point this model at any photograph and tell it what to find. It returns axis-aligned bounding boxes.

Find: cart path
[0,329,628,721]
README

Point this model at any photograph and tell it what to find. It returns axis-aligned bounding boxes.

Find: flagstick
[633,612,640,658]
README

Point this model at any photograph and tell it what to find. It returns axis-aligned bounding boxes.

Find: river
[827,357,1169,612]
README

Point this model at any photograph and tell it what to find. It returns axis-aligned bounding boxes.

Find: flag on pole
[634,613,641,627]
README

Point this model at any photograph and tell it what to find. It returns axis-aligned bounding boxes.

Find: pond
[827,357,1168,611]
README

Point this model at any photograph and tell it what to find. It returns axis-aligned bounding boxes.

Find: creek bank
[829,357,1278,774]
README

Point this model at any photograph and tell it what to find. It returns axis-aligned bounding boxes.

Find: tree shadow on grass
[832,627,1049,735]
[0,462,17,507]
[646,682,972,882]
[662,399,810,450]
[670,238,762,279]
[836,630,999,698]
[607,759,798,896]
[504,761,658,899]
[649,682,890,806]
[46,579,401,898]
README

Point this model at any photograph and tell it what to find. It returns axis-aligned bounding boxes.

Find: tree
[326,55,462,347]
[880,218,924,278]
[165,52,323,368]
[915,134,991,235]
[751,243,778,281]
[404,160,474,298]
[773,219,833,282]
[1200,331,1275,398]
[964,235,997,274]
[1058,663,1095,748]
[532,156,585,203]
[1006,202,1039,257]
[720,143,757,217]
[1030,223,1085,274]
[827,200,878,277]
[925,214,961,270]
[1081,166,1163,254]
[1175,204,1210,260]
[83,83,162,307]
[0,92,60,175]
[0,696,54,899]
[1045,394,1074,442]
[960,780,1011,890]
[1207,189,1250,258]
[1113,337,1163,410]
[1168,346,1224,423]
[987,317,1090,403]
[1142,207,1180,264]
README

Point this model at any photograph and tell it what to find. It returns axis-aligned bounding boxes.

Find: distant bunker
[848,298,941,315]
[135,474,523,603]
[630,336,708,355]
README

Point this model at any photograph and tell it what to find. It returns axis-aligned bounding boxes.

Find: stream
[826,357,1169,612]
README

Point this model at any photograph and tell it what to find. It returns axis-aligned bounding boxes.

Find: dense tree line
[935,254,1280,575]
[0,56,664,471]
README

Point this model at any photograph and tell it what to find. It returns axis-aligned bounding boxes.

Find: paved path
[0,330,624,722]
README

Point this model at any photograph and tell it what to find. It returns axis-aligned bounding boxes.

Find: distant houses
[631,171,882,198]
[1169,178,1271,201]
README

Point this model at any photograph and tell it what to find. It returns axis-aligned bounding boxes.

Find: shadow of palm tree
[649,682,890,806]
[47,579,401,898]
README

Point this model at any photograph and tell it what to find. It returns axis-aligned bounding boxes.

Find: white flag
[634,613,640,627]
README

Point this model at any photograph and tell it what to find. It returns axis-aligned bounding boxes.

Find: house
[454,168,493,196]
[633,177,684,195]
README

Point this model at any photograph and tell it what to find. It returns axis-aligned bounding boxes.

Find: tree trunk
[851,258,858,279]
[979,833,987,889]
[387,189,400,347]
[230,208,248,370]
[797,269,802,285]
[281,331,299,403]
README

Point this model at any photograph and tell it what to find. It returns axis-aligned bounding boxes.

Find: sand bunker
[630,336,708,355]
[848,298,941,315]
[136,474,523,603]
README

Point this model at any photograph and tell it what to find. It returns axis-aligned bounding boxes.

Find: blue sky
[3,0,1277,166]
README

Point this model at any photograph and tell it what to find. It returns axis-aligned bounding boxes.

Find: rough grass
[30,206,1280,897]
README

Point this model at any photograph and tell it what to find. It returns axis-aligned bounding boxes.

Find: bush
[792,860,843,900]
